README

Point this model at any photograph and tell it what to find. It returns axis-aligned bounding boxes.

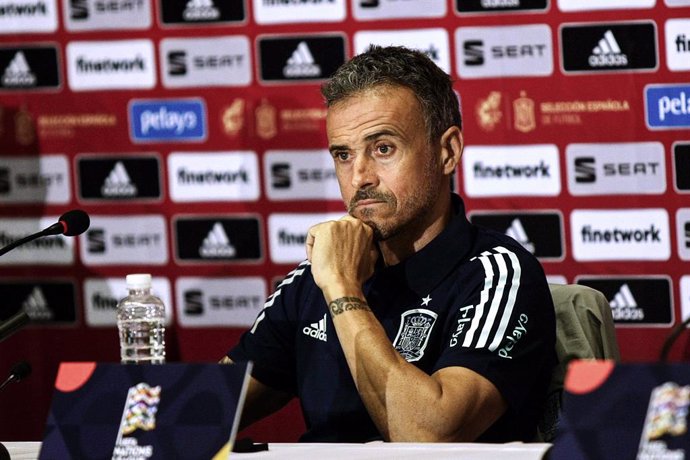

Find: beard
[346,158,441,242]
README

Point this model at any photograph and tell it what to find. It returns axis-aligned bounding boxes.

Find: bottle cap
[125,273,152,290]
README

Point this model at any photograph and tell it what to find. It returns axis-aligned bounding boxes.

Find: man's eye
[377,145,391,155]
[336,152,350,161]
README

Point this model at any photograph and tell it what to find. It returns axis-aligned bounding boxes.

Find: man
[223,45,556,443]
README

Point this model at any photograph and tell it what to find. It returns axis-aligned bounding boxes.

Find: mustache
[348,189,394,213]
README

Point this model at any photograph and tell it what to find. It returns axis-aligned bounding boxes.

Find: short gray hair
[321,45,462,142]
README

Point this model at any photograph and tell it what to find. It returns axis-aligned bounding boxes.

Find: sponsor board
[66,39,156,91]
[80,215,168,266]
[354,28,450,74]
[455,0,548,13]
[0,0,58,33]
[462,144,561,197]
[676,208,690,261]
[567,142,666,195]
[129,98,207,143]
[176,277,266,327]
[77,154,162,201]
[160,36,251,88]
[168,151,259,202]
[253,0,345,24]
[258,34,346,83]
[0,155,70,204]
[268,213,344,264]
[674,142,690,192]
[558,0,654,11]
[665,0,690,5]
[0,216,74,265]
[576,276,673,327]
[665,19,690,72]
[645,84,690,130]
[468,211,564,260]
[159,0,245,25]
[63,0,152,31]
[560,22,657,73]
[353,0,445,20]
[0,280,76,324]
[456,24,553,78]
[547,275,568,285]
[83,277,172,327]
[264,149,340,201]
[681,276,690,325]
[0,45,60,91]
[174,216,262,263]
[570,209,670,261]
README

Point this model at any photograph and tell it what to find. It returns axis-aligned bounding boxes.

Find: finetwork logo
[303,314,328,342]
[129,99,206,142]
[78,156,161,201]
[666,19,690,71]
[66,40,155,91]
[0,217,74,265]
[168,151,259,202]
[258,35,345,83]
[567,142,666,196]
[462,145,561,197]
[571,209,670,261]
[0,46,60,90]
[174,217,262,263]
[455,24,553,78]
[268,213,343,264]
[176,277,266,327]
[159,0,244,25]
[560,22,657,73]
[0,0,58,33]
[199,222,236,258]
[576,277,672,326]
[253,0,345,24]
[558,0,654,11]
[469,212,563,260]
[84,277,172,326]
[646,84,690,129]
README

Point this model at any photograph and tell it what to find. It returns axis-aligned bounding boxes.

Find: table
[2,441,551,459]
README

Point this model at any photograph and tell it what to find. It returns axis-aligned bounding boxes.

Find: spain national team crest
[393,308,438,362]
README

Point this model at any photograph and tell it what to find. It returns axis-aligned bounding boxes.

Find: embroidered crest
[393,308,438,362]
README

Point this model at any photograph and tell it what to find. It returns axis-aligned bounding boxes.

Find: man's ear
[439,126,463,175]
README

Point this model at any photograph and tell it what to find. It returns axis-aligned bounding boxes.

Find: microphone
[0,209,90,257]
[0,361,31,391]
[0,310,30,343]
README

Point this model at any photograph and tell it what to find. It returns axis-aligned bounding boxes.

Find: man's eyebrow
[329,130,400,153]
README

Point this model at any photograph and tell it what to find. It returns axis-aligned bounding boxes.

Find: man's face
[326,85,444,241]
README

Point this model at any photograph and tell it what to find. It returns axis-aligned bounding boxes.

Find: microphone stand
[0,227,58,257]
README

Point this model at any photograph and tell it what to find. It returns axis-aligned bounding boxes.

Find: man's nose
[351,154,378,190]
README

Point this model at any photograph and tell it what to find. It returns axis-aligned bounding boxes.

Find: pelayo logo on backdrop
[129,99,207,143]
[645,84,690,129]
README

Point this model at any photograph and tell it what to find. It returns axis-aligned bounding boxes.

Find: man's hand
[306,215,378,299]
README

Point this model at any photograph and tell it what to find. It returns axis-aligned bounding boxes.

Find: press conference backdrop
[0,0,689,442]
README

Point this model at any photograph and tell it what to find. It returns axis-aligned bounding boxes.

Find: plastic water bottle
[117,274,166,364]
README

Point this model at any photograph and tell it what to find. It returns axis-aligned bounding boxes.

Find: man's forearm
[326,293,453,441]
